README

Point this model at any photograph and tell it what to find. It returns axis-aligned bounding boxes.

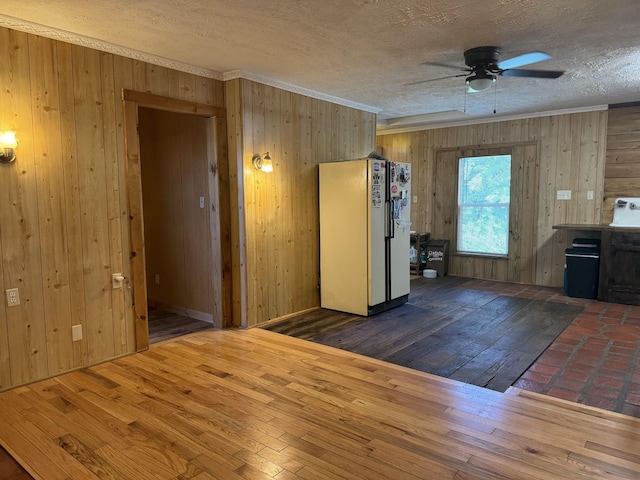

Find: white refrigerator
[319,157,411,316]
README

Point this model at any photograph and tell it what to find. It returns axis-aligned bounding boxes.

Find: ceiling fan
[410,46,565,92]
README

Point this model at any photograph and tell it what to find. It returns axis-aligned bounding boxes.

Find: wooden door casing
[122,90,230,351]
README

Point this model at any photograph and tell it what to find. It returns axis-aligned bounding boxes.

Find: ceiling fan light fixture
[466,74,496,92]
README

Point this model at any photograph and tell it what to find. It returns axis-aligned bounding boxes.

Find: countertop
[553,224,640,232]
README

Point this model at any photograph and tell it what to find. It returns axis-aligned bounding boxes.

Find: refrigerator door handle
[388,199,395,239]
[384,200,391,238]
[390,201,395,238]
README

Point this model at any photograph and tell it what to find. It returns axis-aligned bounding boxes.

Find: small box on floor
[426,240,449,276]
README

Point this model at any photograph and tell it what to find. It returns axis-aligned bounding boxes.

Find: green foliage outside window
[457,155,511,255]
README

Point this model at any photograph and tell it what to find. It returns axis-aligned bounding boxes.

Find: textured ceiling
[1,1,640,129]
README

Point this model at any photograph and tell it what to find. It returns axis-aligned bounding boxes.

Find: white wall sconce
[0,131,17,164]
[252,152,273,173]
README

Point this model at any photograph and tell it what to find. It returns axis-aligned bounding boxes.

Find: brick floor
[465,278,640,419]
[0,447,31,480]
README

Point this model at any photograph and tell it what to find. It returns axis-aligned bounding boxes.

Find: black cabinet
[599,231,640,305]
[553,224,640,305]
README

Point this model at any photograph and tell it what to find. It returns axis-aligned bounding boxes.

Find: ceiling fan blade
[500,68,564,79]
[423,61,469,71]
[497,51,551,69]
[405,73,468,86]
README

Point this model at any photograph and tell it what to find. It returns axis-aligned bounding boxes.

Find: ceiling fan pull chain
[463,84,467,113]
[493,82,497,114]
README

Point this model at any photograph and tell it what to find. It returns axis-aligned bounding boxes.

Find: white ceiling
[2,1,640,130]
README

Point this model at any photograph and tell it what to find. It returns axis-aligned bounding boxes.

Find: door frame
[432,143,540,284]
[122,89,229,351]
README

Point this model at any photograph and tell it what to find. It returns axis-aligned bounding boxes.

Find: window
[457,155,511,256]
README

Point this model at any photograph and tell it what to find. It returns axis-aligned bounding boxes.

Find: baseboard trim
[251,306,320,329]
[148,301,214,324]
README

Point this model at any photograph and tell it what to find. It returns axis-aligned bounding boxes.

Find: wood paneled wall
[377,111,608,287]
[226,79,376,327]
[138,108,214,318]
[433,145,540,284]
[0,25,225,389]
[603,106,640,224]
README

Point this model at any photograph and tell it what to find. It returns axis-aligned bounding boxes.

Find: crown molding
[376,104,609,135]
[223,70,382,114]
[0,15,382,114]
[0,14,223,80]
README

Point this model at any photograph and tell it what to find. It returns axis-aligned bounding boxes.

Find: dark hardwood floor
[147,307,213,344]
[264,276,584,392]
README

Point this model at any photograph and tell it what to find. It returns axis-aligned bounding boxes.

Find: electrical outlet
[72,324,83,341]
[5,288,20,307]
[199,196,205,208]
[587,190,594,200]
[412,195,418,204]
[154,274,160,285]
[557,190,571,200]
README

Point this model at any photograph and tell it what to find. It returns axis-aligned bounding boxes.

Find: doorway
[138,107,213,343]
[122,90,228,351]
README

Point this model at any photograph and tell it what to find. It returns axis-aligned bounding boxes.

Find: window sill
[453,252,509,260]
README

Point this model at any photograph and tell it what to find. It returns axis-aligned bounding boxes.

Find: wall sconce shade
[252,152,273,172]
[0,131,17,164]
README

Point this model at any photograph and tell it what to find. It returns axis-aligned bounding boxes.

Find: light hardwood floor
[0,328,638,479]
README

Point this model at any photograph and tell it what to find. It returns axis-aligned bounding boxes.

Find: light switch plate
[557,190,571,200]
[72,324,83,341]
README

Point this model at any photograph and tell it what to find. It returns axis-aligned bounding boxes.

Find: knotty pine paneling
[0,28,48,387]
[432,145,539,284]
[603,106,640,224]
[226,79,376,327]
[377,110,608,287]
[139,108,214,318]
[0,25,225,390]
